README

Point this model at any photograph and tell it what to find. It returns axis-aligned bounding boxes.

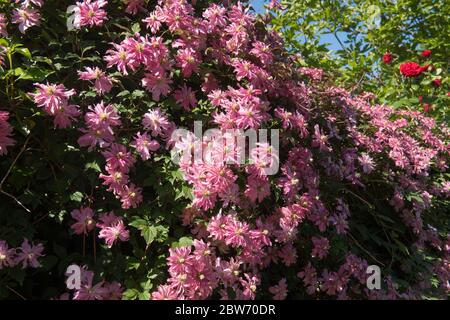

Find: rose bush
[269,0,449,122]
[0,0,449,300]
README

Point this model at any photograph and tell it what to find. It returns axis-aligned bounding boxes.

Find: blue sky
[249,0,343,51]
[250,0,266,12]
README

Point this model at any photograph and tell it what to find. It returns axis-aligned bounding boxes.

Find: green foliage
[270,0,449,121]
[0,0,198,299]
[0,0,447,301]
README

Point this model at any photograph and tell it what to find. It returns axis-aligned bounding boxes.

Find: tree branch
[0,135,31,213]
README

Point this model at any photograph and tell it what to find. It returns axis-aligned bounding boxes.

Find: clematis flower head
[78,67,113,95]
[12,7,41,34]
[73,0,108,28]
[70,207,96,235]
[15,239,44,269]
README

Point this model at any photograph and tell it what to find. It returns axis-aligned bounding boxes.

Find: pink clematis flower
[84,101,121,132]
[118,183,143,209]
[29,83,75,115]
[142,108,171,137]
[176,47,200,78]
[11,7,41,34]
[124,0,144,15]
[77,127,115,151]
[311,236,330,259]
[245,174,270,203]
[53,104,81,129]
[203,4,227,29]
[131,131,160,161]
[98,219,129,247]
[70,207,96,235]
[73,268,109,300]
[143,12,163,33]
[358,153,375,173]
[0,240,16,269]
[102,143,136,173]
[0,111,16,156]
[167,246,192,275]
[78,67,113,95]
[73,0,108,28]
[29,83,80,128]
[0,14,8,37]
[224,218,249,247]
[99,164,129,194]
[141,71,172,101]
[15,239,44,269]
[104,43,131,75]
[312,124,331,152]
[103,281,123,300]
[267,0,284,10]
[269,278,288,300]
[174,84,197,110]
[97,211,121,229]
[250,41,273,65]
[233,59,256,81]
[240,273,260,300]
[152,285,179,300]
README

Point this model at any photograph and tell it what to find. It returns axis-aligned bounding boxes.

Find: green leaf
[126,257,141,271]
[122,289,139,300]
[141,225,157,245]
[154,225,169,243]
[129,217,147,229]
[0,38,8,47]
[172,236,193,248]
[11,67,25,77]
[132,90,145,99]
[70,191,84,202]
[117,90,130,97]
[84,161,101,172]
[138,291,150,300]
[131,23,141,34]
[15,47,31,59]
[17,67,54,81]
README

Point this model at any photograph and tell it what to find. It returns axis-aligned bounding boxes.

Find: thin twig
[83,233,86,257]
[32,212,50,225]
[6,285,27,300]
[0,135,31,188]
[0,189,31,213]
[349,233,385,267]
[93,231,96,262]
[350,72,367,93]
[0,135,32,213]
[343,188,374,209]
[333,31,350,54]
[140,244,151,264]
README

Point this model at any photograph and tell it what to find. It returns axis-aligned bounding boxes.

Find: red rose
[423,103,433,113]
[421,50,432,57]
[421,64,431,72]
[432,79,441,87]
[418,96,423,104]
[382,52,393,64]
[399,62,425,77]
